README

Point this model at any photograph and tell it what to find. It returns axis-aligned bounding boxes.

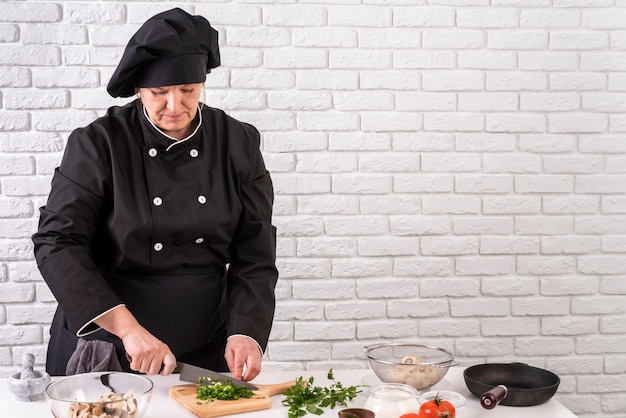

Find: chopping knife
[178,362,259,390]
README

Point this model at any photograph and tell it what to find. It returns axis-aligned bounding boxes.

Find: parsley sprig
[196,376,255,403]
[282,369,364,418]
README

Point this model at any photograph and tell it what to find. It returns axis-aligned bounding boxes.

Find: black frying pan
[463,363,560,409]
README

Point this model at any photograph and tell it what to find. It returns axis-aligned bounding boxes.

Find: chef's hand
[94,305,177,376]
[122,327,177,376]
[224,335,262,381]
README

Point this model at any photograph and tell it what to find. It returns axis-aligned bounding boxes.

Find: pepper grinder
[7,353,51,401]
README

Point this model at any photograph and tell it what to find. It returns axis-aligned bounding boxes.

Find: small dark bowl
[338,407,376,418]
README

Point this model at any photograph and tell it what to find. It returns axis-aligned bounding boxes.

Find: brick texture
[0,3,625,417]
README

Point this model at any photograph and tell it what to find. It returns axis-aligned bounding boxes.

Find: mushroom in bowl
[365,343,457,392]
[45,372,153,418]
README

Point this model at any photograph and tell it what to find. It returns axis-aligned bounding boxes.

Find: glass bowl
[365,343,457,392]
[45,372,153,418]
[364,383,420,418]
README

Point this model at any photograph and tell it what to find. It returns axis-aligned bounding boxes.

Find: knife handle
[256,380,297,397]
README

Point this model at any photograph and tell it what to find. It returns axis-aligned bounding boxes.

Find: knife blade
[178,362,259,390]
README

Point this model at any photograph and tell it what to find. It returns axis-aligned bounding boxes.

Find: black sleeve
[32,127,121,335]
[226,124,278,351]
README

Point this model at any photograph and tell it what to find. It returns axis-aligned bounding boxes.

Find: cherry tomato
[418,394,456,418]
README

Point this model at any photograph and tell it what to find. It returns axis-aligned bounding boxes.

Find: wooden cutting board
[169,380,295,417]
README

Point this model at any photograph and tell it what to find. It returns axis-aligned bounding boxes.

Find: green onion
[196,376,255,402]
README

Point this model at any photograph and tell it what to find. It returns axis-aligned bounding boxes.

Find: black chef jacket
[32,100,278,374]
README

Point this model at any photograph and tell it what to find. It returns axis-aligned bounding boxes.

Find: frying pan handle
[480,385,508,409]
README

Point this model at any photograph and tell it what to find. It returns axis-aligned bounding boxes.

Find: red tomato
[418,394,456,418]
[399,414,420,418]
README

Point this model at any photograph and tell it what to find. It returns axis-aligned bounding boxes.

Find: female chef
[32,8,278,381]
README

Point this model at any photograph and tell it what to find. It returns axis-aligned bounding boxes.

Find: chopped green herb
[196,376,255,401]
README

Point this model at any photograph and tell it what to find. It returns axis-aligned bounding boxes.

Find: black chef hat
[107,8,220,98]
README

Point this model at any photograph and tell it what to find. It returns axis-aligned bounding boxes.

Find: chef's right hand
[94,305,177,376]
[121,327,177,376]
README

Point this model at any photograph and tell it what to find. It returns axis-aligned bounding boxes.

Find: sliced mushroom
[92,404,105,416]
[126,397,137,416]
[67,388,141,418]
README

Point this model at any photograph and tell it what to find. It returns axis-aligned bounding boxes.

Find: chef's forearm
[93,305,177,375]
[227,221,277,350]
[93,305,143,339]
[76,304,125,336]
[35,243,124,335]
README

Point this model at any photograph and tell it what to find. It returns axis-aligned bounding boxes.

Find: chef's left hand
[224,336,262,381]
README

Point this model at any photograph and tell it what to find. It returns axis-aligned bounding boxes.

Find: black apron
[46,266,229,376]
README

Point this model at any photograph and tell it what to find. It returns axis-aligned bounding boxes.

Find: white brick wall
[1,1,625,416]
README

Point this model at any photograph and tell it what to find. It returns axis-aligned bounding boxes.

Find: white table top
[1,368,576,418]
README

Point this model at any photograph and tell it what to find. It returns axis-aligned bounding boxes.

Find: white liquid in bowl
[364,383,420,418]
